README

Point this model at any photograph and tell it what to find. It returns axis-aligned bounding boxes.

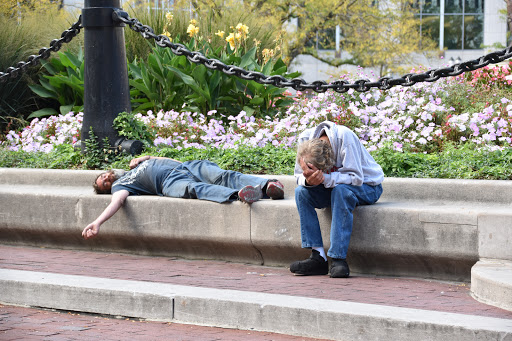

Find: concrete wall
[2,169,512,282]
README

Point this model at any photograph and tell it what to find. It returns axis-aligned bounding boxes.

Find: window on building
[304,29,336,50]
[415,0,484,50]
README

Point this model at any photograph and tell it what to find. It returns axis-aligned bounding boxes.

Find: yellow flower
[162,30,172,41]
[215,30,225,39]
[225,32,236,50]
[165,12,173,22]
[262,48,275,63]
[187,24,199,37]
[190,19,198,26]
[236,23,249,36]
[234,32,242,42]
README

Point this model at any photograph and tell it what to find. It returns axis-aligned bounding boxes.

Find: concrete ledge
[1,268,511,341]
[1,168,512,283]
[472,259,512,312]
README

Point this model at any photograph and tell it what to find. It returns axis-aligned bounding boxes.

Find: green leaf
[59,52,82,69]
[208,71,221,93]
[242,106,255,116]
[56,76,84,93]
[41,60,59,75]
[133,101,156,112]
[249,96,264,105]
[273,58,286,71]
[262,61,273,75]
[272,65,288,75]
[239,46,257,69]
[167,66,210,100]
[192,66,208,87]
[60,104,74,115]
[27,108,58,119]
[29,84,56,98]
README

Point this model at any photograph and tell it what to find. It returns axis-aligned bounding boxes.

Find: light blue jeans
[295,183,383,259]
[162,160,268,203]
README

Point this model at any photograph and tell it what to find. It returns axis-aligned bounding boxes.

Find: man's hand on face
[299,157,324,186]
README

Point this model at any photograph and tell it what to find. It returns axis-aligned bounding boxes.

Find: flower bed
[2,63,512,154]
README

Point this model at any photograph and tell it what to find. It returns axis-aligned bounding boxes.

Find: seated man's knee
[332,184,356,201]
[295,185,309,199]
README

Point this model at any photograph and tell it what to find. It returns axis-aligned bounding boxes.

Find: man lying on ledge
[82,155,284,240]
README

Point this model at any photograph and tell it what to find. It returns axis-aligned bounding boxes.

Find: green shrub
[0,144,81,169]
[4,141,512,179]
[113,111,154,147]
[128,37,298,119]
[0,7,83,134]
[28,49,85,118]
[371,143,512,180]
[106,144,296,174]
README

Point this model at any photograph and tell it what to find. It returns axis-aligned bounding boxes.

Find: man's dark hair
[93,172,111,194]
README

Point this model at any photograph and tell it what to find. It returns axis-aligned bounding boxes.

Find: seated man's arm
[82,189,130,240]
[129,155,182,169]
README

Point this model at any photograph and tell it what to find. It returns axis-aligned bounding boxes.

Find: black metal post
[81,0,131,153]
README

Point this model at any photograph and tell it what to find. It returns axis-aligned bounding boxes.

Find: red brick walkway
[1,244,511,322]
[0,304,329,341]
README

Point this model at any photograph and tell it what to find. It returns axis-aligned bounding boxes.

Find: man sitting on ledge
[82,155,284,240]
[290,121,384,278]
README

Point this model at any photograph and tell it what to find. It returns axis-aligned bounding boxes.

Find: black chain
[0,17,83,83]
[113,9,512,93]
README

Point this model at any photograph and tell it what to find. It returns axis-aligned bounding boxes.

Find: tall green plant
[0,7,82,134]
[128,37,298,119]
[128,43,189,113]
[28,49,85,118]
[124,4,175,62]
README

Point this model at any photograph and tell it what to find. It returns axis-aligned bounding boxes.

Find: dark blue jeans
[295,183,383,259]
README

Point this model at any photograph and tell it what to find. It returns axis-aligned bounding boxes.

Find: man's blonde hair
[297,138,335,172]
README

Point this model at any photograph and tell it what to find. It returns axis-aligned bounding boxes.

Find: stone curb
[471,259,512,312]
[5,167,512,204]
[1,268,511,341]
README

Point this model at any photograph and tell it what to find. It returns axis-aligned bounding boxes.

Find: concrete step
[472,259,512,312]
[0,245,511,340]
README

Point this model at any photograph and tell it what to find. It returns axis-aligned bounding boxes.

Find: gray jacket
[294,121,384,188]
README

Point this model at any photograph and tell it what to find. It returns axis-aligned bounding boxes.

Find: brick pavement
[1,244,512,321]
[0,304,329,341]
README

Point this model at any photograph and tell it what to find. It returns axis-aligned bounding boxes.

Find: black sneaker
[289,250,328,276]
[330,258,350,278]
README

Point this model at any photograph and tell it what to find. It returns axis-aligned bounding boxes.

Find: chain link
[0,17,83,83]
[113,9,512,93]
